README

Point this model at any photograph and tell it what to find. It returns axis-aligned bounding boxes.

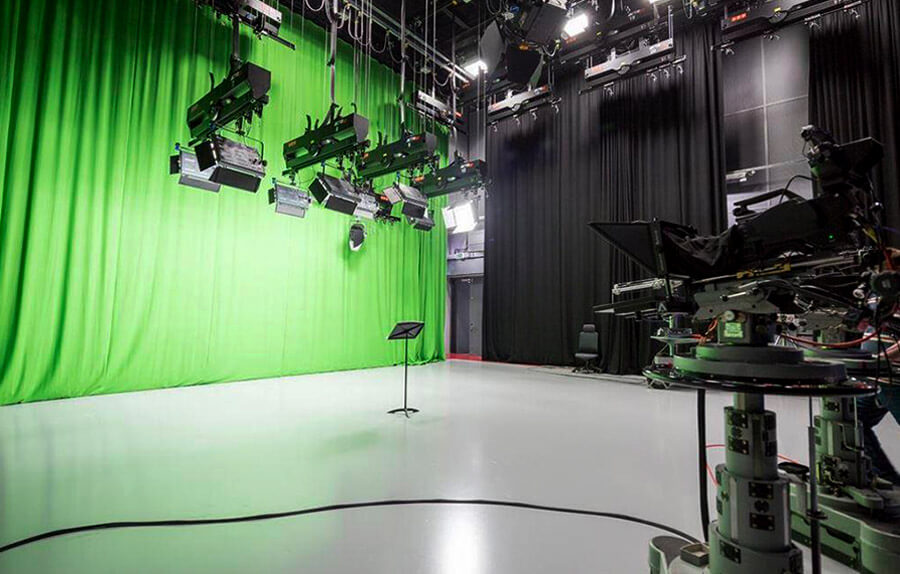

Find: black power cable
[696,389,710,542]
[0,498,699,555]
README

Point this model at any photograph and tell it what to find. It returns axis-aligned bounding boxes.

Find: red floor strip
[448,353,482,361]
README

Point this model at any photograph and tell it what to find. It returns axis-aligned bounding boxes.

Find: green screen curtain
[0,0,448,405]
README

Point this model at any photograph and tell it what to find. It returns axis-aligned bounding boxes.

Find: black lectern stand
[387,321,425,417]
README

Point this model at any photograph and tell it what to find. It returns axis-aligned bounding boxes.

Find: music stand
[387,321,425,417]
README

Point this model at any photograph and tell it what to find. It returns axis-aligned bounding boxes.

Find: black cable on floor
[0,498,700,554]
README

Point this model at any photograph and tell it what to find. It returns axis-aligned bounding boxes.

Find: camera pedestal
[644,335,876,574]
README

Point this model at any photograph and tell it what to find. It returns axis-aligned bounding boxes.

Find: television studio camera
[592,127,900,574]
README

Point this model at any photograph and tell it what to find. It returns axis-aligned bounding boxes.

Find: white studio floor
[2,360,898,573]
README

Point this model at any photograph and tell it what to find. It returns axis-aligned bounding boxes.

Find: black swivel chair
[574,324,600,373]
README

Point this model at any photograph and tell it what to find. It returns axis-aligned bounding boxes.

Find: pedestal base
[790,484,900,573]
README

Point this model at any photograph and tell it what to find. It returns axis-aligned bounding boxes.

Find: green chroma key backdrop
[0,0,448,405]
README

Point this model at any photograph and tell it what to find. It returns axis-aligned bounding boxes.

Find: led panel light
[194,135,266,192]
[442,205,457,229]
[170,149,221,192]
[450,201,477,234]
[353,193,379,220]
[563,13,589,39]
[268,181,311,218]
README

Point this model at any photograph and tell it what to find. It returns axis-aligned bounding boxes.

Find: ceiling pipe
[341,0,472,81]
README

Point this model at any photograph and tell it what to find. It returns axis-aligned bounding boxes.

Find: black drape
[809,0,900,228]
[484,19,725,372]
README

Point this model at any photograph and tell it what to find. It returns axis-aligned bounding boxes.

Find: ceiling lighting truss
[487,85,560,124]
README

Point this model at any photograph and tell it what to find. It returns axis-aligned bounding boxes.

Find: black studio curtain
[809,0,900,228]
[484,18,726,372]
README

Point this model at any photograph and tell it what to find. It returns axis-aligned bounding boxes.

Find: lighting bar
[721,0,867,44]
[194,134,266,192]
[413,91,463,128]
[268,181,311,218]
[283,104,370,174]
[722,0,821,33]
[416,159,487,198]
[169,149,222,192]
[356,132,437,181]
[197,0,295,49]
[487,85,555,122]
[584,38,675,86]
[187,61,271,145]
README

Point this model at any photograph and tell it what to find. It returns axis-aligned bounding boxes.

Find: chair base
[573,362,602,374]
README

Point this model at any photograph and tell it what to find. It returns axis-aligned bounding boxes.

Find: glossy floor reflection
[2,360,898,573]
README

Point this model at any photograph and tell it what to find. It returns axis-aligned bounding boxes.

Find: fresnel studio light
[171,0,293,193]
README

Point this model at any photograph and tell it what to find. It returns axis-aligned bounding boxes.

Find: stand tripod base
[789,485,900,573]
[387,407,419,417]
